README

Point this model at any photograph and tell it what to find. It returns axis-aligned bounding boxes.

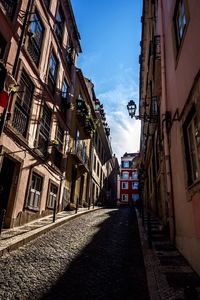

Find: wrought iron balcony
[105,127,110,137]
[12,104,28,137]
[85,116,96,136]
[27,35,41,65]
[76,98,89,118]
[71,141,89,171]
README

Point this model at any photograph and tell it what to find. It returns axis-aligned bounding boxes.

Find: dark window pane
[55,6,65,43]
[38,105,51,155]
[12,71,34,137]
[0,33,7,59]
[48,52,58,92]
[27,12,44,65]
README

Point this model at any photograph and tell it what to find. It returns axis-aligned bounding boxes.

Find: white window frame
[132,171,138,180]
[132,182,139,190]
[27,172,43,210]
[122,182,128,189]
[122,172,129,179]
[123,161,129,168]
[121,194,128,202]
[47,182,58,209]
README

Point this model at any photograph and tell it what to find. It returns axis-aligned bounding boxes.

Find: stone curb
[0,207,101,257]
[136,210,160,300]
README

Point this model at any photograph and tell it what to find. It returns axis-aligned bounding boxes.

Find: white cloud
[97,69,141,161]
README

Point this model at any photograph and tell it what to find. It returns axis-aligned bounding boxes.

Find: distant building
[119,153,139,206]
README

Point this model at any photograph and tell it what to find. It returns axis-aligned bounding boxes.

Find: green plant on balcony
[85,115,97,134]
[76,98,89,117]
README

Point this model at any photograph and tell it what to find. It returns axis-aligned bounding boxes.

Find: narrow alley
[0,208,149,300]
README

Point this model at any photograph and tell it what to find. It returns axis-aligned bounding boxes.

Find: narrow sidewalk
[0,206,100,257]
[136,209,200,300]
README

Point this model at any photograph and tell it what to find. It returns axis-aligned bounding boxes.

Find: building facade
[119,153,139,206]
[0,0,116,229]
[139,0,200,276]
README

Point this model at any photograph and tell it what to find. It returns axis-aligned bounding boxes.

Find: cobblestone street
[0,208,149,300]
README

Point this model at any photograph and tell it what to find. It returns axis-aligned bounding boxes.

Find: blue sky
[71,0,142,160]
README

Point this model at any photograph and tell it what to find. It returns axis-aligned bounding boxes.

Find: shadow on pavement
[40,207,149,300]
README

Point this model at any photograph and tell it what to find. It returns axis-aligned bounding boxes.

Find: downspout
[12,0,33,77]
[159,0,176,243]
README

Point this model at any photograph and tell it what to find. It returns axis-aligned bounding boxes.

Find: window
[0,33,6,59]
[122,182,128,189]
[100,169,103,185]
[122,161,129,168]
[38,105,51,155]
[48,51,58,93]
[132,171,138,180]
[27,172,43,210]
[97,162,100,177]
[47,183,58,209]
[56,125,64,151]
[82,141,87,165]
[132,194,140,202]
[132,182,139,190]
[121,194,128,202]
[27,12,44,65]
[53,125,64,169]
[174,0,188,49]
[55,5,65,43]
[93,154,96,172]
[61,79,69,110]
[75,129,80,153]
[122,172,129,179]
[66,38,73,66]
[183,105,200,186]
[12,71,34,137]
[96,186,98,200]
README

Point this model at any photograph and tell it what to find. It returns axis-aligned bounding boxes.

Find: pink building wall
[160,0,200,274]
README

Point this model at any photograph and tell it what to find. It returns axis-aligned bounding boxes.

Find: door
[0,156,16,229]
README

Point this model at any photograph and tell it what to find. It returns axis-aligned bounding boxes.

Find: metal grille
[0,0,17,19]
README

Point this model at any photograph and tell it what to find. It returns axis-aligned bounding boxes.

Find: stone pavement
[137,209,200,300]
[0,206,100,257]
[0,206,200,299]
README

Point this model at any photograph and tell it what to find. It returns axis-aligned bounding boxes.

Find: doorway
[0,156,18,228]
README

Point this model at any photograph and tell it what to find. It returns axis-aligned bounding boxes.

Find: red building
[119,153,139,206]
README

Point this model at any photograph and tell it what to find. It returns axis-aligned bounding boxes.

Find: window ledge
[26,206,40,212]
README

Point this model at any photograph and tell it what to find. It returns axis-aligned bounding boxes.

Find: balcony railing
[76,98,89,117]
[71,141,89,170]
[12,104,28,137]
[27,37,41,65]
[85,116,96,136]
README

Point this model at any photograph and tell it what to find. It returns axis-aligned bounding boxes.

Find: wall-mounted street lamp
[127,99,159,123]
[127,100,138,119]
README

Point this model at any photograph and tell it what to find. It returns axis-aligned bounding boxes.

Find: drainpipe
[12,0,33,77]
[159,0,176,243]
